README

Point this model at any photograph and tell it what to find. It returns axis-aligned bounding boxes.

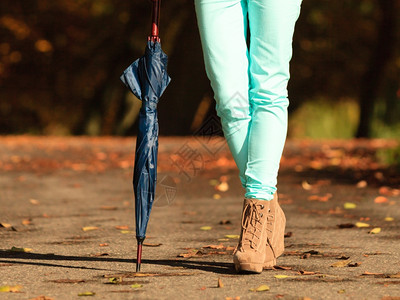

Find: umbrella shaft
[150,0,161,42]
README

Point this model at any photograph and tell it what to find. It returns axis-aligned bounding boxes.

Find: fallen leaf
[177,250,202,258]
[219,220,232,225]
[362,271,384,276]
[29,296,54,300]
[0,285,22,292]
[213,194,221,200]
[308,193,332,202]
[355,222,370,228]
[356,180,367,188]
[131,284,142,289]
[344,202,356,209]
[22,219,32,225]
[100,206,117,210]
[225,297,240,300]
[348,262,361,267]
[115,225,129,230]
[200,226,212,231]
[331,259,351,267]
[202,244,225,250]
[337,255,350,260]
[29,199,40,205]
[274,275,289,279]
[302,181,312,190]
[273,266,293,270]
[143,243,162,247]
[0,223,12,228]
[10,246,32,252]
[337,223,355,228]
[99,243,109,247]
[369,227,381,234]
[225,235,240,239]
[82,226,99,232]
[120,230,133,234]
[78,292,95,296]
[216,182,229,192]
[299,270,317,275]
[217,278,224,288]
[338,289,346,294]
[385,217,394,222]
[250,285,270,292]
[374,196,388,204]
[389,273,400,278]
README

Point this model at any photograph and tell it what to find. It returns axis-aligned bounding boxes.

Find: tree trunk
[356,0,397,138]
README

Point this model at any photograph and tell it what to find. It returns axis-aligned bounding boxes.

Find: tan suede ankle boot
[263,193,286,269]
[233,198,274,273]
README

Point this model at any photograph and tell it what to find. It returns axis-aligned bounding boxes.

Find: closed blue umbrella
[120,0,171,272]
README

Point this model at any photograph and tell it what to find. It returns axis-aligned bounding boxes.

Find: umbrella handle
[150,0,161,42]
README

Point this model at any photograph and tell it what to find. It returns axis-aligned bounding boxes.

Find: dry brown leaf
[219,220,232,225]
[0,222,12,228]
[143,242,162,247]
[100,206,117,211]
[99,243,109,247]
[362,271,385,276]
[225,297,240,300]
[299,270,317,275]
[273,265,293,270]
[202,244,225,250]
[337,223,355,228]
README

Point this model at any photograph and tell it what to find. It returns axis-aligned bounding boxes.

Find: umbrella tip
[136,237,144,273]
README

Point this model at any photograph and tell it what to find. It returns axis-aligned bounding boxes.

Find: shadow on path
[0,250,235,275]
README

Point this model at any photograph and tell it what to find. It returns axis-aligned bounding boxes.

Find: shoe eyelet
[268,208,271,213]
[260,213,263,217]
[261,205,264,209]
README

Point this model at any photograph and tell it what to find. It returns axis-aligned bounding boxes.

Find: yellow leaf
[331,259,351,267]
[209,179,218,186]
[369,227,381,234]
[355,222,370,228]
[301,181,312,190]
[82,226,99,232]
[131,284,143,289]
[274,275,289,279]
[120,230,133,234]
[250,284,270,292]
[0,223,12,228]
[217,278,224,288]
[78,292,95,296]
[384,217,394,222]
[0,285,22,292]
[10,246,32,252]
[216,182,229,192]
[213,194,221,200]
[200,226,212,231]
[344,202,356,209]
[225,235,240,239]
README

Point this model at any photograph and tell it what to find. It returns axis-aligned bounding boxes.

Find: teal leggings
[195,0,302,200]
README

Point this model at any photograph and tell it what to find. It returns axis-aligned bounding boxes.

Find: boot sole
[234,262,263,274]
[263,258,276,269]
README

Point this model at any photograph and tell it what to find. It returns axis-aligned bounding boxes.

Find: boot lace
[240,200,272,249]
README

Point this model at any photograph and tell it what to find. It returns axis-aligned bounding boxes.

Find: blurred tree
[0,0,399,136]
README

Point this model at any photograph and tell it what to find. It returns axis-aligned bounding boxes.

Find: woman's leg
[245,0,302,200]
[194,0,250,186]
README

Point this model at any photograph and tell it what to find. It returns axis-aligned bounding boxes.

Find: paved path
[0,137,399,300]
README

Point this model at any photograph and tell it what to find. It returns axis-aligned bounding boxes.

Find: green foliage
[288,98,359,139]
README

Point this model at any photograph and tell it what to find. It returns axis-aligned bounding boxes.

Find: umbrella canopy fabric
[120,40,171,240]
